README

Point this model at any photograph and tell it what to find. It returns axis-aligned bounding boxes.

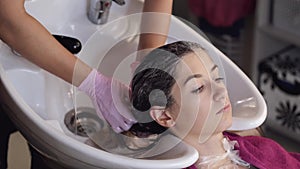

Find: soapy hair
[129,41,203,137]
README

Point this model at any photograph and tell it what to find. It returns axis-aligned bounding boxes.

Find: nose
[212,82,227,102]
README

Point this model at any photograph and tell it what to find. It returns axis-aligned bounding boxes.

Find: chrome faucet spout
[88,0,112,25]
[88,0,125,25]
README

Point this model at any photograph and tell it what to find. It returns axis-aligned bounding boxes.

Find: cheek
[180,91,203,118]
[192,96,212,131]
[170,90,201,136]
[174,91,211,134]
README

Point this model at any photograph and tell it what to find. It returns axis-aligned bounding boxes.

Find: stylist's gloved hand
[78,69,136,133]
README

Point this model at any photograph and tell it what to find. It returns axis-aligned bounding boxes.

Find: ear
[149,106,175,128]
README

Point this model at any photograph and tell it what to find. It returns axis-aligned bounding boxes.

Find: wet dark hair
[129,41,203,137]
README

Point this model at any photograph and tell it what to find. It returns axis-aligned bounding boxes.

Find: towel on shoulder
[224,132,300,169]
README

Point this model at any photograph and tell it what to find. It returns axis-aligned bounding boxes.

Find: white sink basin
[0,0,199,169]
[0,0,267,168]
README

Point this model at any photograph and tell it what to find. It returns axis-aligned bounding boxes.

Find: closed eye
[215,77,224,83]
[192,86,204,94]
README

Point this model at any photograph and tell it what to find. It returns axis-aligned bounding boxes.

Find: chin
[218,119,232,133]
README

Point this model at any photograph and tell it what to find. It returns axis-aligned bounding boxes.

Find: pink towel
[224,132,300,169]
[184,132,300,169]
[188,0,256,27]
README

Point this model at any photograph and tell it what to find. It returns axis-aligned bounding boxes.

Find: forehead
[175,49,214,77]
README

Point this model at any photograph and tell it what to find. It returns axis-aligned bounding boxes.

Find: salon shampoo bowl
[0,0,267,168]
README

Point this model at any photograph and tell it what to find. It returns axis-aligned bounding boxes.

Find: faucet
[88,0,125,25]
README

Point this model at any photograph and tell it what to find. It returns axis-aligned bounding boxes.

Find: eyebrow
[211,65,218,72]
[184,65,218,85]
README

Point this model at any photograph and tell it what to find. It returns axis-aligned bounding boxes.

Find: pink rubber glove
[78,69,136,133]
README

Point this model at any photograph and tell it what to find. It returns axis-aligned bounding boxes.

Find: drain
[64,107,104,137]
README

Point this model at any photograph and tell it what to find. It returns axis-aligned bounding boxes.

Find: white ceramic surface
[0,0,198,168]
[0,0,267,168]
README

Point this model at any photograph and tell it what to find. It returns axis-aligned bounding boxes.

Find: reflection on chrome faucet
[88,0,125,25]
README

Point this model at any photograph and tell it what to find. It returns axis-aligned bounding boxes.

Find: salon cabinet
[252,0,300,152]
[252,0,300,80]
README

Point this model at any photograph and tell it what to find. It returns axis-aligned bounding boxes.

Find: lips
[216,103,231,114]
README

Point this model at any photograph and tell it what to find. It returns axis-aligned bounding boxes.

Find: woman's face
[168,49,232,141]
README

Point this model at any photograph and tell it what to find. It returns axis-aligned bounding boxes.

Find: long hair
[129,41,203,137]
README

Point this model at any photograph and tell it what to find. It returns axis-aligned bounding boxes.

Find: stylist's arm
[0,0,136,133]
